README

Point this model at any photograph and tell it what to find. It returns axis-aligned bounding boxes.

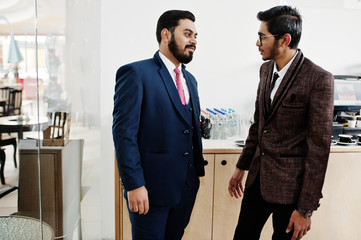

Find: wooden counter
[202,138,361,154]
[115,139,361,240]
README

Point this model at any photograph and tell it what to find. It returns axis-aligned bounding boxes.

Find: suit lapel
[154,52,189,125]
[263,65,273,119]
[183,69,197,126]
[268,50,305,119]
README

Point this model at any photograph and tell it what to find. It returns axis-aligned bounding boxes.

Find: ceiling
[0,0,65,35]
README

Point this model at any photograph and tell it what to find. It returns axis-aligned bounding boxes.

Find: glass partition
[0,1,101,239]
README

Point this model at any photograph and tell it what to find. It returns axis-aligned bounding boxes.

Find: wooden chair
[0,87,10,116]
[0,148,5,184]
[0,88,19,167]
[6,89,22,116]
[0,135,17,168]
[47,112,69,139]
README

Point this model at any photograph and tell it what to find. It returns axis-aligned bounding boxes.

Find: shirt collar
[159,51,182,77]
[273,50,298,79]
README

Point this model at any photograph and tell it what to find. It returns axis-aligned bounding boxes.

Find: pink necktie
[174,68,186,105]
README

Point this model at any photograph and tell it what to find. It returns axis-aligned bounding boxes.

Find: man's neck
[274,48,297,71]
[159,45,180,67]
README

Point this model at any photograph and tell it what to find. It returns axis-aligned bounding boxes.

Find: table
[0,83,23,90]
[0,215,54,240]
[0,115,49,199]
[0,115,49,139]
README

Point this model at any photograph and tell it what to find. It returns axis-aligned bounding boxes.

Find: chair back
[0,87,10,116]
[0,87,10,100]
[7,89,22,115]
[47,112,69,139]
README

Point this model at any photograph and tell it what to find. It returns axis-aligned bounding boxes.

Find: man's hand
[286,210,311,240]
[127,186,149,215]
[228,168,245,198]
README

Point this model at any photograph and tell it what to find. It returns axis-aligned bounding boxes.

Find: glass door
[0,1,101,239]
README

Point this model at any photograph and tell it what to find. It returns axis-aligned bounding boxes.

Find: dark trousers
[234,174,296,240]
[127,166,199,240]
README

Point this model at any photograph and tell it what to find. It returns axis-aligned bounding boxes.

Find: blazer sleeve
[298,71,334,210]
[112,64,146,191]
[236,77,262,170]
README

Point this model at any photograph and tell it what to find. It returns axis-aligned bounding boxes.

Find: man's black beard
[168,35,194,64]
[263,40,279,61]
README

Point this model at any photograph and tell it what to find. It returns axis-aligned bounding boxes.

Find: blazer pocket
[282,101,305,109]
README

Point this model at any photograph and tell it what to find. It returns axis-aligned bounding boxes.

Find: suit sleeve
[298,71,334,210]
[112,64,145,191]
[236,73,262,170]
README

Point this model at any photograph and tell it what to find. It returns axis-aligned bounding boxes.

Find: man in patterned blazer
[228,6,334,240]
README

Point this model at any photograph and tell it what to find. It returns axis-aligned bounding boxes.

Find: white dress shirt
[270,51,298,104]
[159,51,190,104]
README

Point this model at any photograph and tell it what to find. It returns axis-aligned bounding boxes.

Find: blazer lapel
[182,68,197,126]
[154,52,189,125]
[269,50,305,119]
[262,64,274,119]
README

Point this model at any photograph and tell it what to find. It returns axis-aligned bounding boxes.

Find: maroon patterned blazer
[236,50,334,210]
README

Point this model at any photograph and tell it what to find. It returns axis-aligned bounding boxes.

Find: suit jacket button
[261,152,265,156]
[263,130,267,133]
[189,107,193,111]
[184,130,190,134]
[184,152,189,156]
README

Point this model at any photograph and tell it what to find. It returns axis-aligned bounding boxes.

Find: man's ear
[161,28,171,44]
[281,33,292,47]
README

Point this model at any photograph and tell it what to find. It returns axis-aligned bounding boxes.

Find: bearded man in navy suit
[112,10,205,240]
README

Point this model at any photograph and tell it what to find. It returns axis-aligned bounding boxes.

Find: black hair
[257,6,302,49]
[156,10,195,44]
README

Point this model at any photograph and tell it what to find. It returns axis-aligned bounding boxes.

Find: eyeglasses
[258,34,279,45]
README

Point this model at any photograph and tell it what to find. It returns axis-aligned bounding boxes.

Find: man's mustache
[185,45,196,50]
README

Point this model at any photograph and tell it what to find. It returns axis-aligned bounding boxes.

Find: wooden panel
[115,156,132,240]
[212,154,273,240]
[116,154,216,240]
[114,158,121,240]
[301,152,361,239]
[18,150,63,237]
[122,197,132,238]
[203,148,242,154]
[212,154,243,239]
[183,154,214,240]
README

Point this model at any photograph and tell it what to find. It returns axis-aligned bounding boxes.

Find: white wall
[66,0,101,127]
[100,0,361,238]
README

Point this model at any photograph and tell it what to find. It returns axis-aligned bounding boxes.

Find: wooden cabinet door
[122,198,132,239]
[212,153,274,240]
[115,158,131,240]
[183,154,215,240]
[18,150,62,237]
[212,154,243,239]
[301,152,361,240]
[117,154,215,240]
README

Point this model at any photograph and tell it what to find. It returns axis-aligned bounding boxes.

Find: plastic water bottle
[206,108,219,139]
[214,108,227,139]
[229,108,239,137]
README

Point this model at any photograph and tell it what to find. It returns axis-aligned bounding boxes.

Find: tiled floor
[0,125,101,239]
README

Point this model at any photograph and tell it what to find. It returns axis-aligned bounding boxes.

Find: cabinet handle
[221,160,227,166]
[204,160,208,166]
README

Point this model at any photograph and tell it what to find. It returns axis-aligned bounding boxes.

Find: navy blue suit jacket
[113,51,205,206]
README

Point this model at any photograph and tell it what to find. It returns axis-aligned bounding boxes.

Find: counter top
[202,139,361,154]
